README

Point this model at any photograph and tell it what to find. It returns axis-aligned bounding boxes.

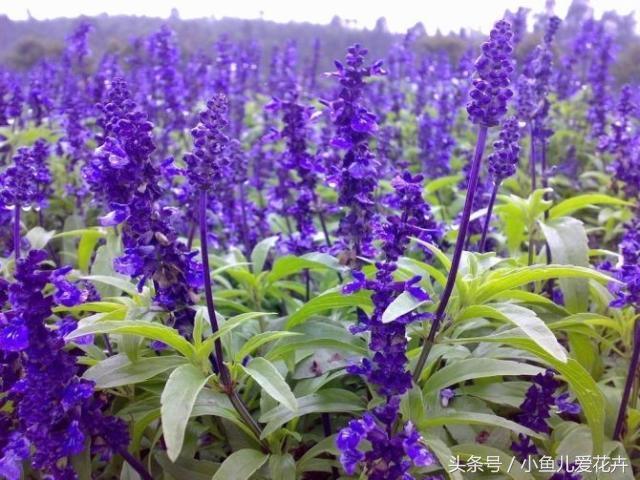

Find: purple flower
[0,250,129,479]
[325,44,386,258]
[488,116,521,182]
[467,20,514,127]
[336,401,435,479]
[0,139,51,209]
[184,94,231,190]
[511,370,580,460]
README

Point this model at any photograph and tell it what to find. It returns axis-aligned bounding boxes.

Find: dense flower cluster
[511,370,580,460]
[0,139,51,209]
[467,20,514,126]
[86,77,199,331]
[488,116,521,181]
[326,44,386,258]
[268,91,322,254]
[184,94,231,189]
[418,90,456,178]
[337,404,435,479]
[0,250,128,480]
[337,173,439,478]
[587,22,613,140]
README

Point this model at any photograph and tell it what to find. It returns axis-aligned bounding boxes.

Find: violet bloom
[418,91,456,179]
[267,91,322,254]
[607,86,640,199]
[511,370,579,460]
[325,44,386,260]
[0,139,51,258]
[607,219,640,439]
[0,139,51,210]
[587,22,613,141]
[185,94,264,441]
[414,19,514,381]
[337,173,438,478]
[479,116,521,251]
[0,250,129,480]
[467,20,514,127]
[66,21,93,68]
[507,7,529,47]
[146,25,186,152]
[517,15,561,191]
[86,77,198,332]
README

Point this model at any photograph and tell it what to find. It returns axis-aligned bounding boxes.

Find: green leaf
[190,389,260,442]
[260,389,365,438]
[540,217,589,313]
[84,354,189,388]
[242,357,297,412]
[424,174,461,196]
[267,253,342,283]
[155,453,219,480]
[251,235,279,273]
[25,226,56,250]
[458,304,568,363]
[400,385,427,427]
[66,321,195,358]
[286,290,372,329]
[421,433,463,480]
[234,331,301,362]
[80,275,140,297]
[549,194,631,219]
[296,435,338,473]
[211,449,269,480]
[161,364,213,462]
[196,312,274,359]
[421,411,543,439]
[448,331,606,454]
[78,230,105,273]
[382,291,429,324]
[450,444,534,480]
[268,454,296,480]
[422,358,545,395]
[475,265,614,304]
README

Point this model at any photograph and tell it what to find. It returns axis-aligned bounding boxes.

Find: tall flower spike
[480,116,521,251]
[337,172,438,478]
[414,18,514,381]
[186,94,265,444]
[0,139,51,259]
[467,20,514,127]
[326,44,386,260]
[0,250,130,479]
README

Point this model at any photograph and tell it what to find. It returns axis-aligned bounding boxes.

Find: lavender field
[0,3,639,479]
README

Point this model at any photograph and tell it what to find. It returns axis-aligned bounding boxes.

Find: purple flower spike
[467,20,514,127]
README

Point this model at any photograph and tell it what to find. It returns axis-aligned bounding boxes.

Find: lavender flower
[487,116,521,182]
[86,77,198,332]
[479,116,520,251]
[467,20,514,127]
[0,139,51,210]
[184,94,231,190]
[267,91,321,254]
[0,250,129,479]
[325,44,386,259]
[414,18,514,382]
[511,370,580,460]
[337,173,438,478]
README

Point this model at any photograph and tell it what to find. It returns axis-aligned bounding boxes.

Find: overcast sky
[1,0,637,33]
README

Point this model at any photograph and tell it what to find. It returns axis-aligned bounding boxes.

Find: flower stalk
[613,319,640,440]
[413,125,488,380]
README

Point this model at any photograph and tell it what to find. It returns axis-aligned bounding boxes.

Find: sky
[1,0,637,33]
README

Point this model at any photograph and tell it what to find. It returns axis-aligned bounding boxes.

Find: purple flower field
[0,3,639,479]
